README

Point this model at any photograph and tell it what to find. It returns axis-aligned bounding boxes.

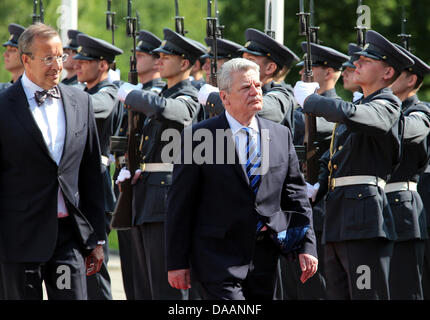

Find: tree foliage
[1,0,430,100]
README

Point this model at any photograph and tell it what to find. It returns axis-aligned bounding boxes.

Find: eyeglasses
[25,53,69,66]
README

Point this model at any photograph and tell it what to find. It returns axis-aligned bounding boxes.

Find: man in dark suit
[166,58,318,300]
[0,23,106,300]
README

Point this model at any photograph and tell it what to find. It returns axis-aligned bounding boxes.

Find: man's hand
[117,82,143,102]
[298,253,318,283]
[168,269,191,290]
[198,84,219,105]
[293,81,320,107]
[86,245,104,276]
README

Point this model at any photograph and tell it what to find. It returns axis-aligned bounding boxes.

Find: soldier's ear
[180,58,191,71]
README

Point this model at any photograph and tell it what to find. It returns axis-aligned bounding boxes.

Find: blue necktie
[242,127,261,195]
[243,127,265,234]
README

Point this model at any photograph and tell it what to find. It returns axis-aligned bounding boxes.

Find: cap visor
[238,47,265,57]
[3,41,17,47]
[342,61,356,68]
[354,50,381,61]
[72,53,96,61]
[152,47,175,55]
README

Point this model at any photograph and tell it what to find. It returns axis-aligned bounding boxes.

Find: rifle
[206,0,218,87]
[32,0,44,24]
[397,6,411,51]
[355,0,367,47]
[265,1,275,39]
[110,0,139,230]
[174,0,186,36]
[214,0,224,38]
[297,0,318,184]
[309,0,319,44]
[105,0,117,46]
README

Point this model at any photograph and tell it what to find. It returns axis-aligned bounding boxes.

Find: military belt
[384,181,417,193]
[140,163,173,172]
[101,155,110,167]
[329,175,386,190]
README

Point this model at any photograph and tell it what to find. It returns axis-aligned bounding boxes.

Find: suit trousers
[199,231,279,300]
[131,222,186,299]
[420,233,430,299]
[0,216,87,300]
[279,230,326,300]
[324,238,393,300]
[117,229,135,300]
[389,239,425,300]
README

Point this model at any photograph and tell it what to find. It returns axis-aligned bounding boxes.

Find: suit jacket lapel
[256,116,274,196]
[8,80,56,164]
[58,83,78,168]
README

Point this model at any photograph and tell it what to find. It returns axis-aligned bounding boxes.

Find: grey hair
[217,58,260,92]
[18,23,60,58]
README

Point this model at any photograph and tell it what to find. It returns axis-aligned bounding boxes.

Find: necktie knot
[34,86,60,106]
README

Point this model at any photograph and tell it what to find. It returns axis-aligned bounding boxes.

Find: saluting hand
[298,253,318,283]
[168,269,191,290]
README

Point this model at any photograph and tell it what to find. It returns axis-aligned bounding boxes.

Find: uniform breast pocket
[343,186,380,230]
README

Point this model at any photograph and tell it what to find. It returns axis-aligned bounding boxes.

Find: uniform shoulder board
[150,86,162,94]
[408,111,428,119]
[265,91,280,97]
[175,95,193,102]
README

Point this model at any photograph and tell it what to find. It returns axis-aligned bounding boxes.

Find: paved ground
[108,251,126,300]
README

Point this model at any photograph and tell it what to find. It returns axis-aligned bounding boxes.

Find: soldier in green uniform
[73,33,123,300]
[286,42,348,300]
[62,30,83,86]
[389,44,430,300]
[201,28,300,132]
[116,28,202,299]
[115,29,166,300]
[341,43,363,101]
[294,30,414,299]
[1,23,25,92]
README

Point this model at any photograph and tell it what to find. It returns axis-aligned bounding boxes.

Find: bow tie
[34,86,60,106]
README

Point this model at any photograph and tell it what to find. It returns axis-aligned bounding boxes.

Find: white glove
[293,81,320,107]
[107,69,121,83]
[305,182,320,203]
[353,91,364,102]
[117,82,143,102]
[198,83,219,105]
[115,167,131,184]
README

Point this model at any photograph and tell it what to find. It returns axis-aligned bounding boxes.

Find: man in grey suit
[0,23,106,300]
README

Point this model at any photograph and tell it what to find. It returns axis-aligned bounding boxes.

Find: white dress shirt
[21,73,69,218]
[225,111,261,174]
